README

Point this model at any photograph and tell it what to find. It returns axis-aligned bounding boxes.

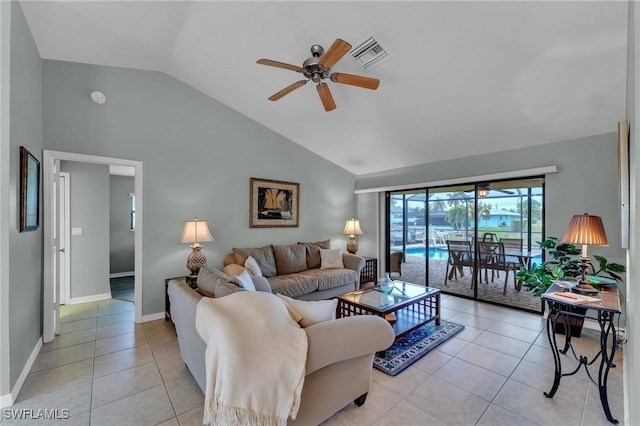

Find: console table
[541,283,621,424]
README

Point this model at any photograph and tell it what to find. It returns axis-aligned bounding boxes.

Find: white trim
[68,293,112,305]
[141,312,166,322]
[0,337,42,409]
[582,319,625,335]
[0,392,10,409]
[43,150,144,341]
[110,271,134,278]
[354,165,559,194]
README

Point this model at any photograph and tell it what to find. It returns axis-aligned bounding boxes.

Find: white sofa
[167,278,394,425]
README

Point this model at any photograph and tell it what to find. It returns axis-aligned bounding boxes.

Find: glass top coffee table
[337,281,441,339]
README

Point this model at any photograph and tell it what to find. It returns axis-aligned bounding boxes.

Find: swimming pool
[405,247,449,260]
[405,246,543,264]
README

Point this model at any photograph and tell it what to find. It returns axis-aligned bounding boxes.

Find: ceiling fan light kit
[257,38,380,112]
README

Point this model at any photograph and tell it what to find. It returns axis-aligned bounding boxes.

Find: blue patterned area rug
[374,321,465,376]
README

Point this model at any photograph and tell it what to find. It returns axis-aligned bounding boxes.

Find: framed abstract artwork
[249,178,299,228]
[20,146,40,232]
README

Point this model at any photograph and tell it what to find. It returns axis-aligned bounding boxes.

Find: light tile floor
[2,295,625,425]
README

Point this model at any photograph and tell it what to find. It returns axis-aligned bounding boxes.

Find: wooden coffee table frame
[337,283,441,339]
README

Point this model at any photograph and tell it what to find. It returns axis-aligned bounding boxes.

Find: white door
[58,172,70,304]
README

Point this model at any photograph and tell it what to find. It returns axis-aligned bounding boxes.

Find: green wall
[0,0,12,398]
[625,1,638,425]
[7,1,43,394]
[357,132,626,268]
[60,161,111,299]
[41,60,357,317]
[110,175,135,274]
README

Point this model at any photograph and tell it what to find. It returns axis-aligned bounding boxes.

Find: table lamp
[562,213,608,295]
[180,217,214,284]
[342,218,363,254]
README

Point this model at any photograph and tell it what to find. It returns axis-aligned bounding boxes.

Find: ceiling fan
[474,183,515,198]
[256,38,380,112]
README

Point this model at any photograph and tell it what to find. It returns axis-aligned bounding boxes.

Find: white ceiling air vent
[349,34,391,71]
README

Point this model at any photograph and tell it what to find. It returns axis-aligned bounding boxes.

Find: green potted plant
[516,236,626,336]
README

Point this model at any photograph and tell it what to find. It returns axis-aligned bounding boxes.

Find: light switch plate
[71,227,83,236]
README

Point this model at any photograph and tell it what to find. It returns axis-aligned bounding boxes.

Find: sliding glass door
[387,177,545,313]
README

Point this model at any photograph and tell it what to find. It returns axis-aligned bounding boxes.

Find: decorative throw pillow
[234,270,256,291]
[197,266,246,298]
[213,279,247,298]
[222,263,246,278]
[320,248,344,269]
[272,244,308,275]
[244,256,263,277]
[233,246,277,277]
[276,294,338,328]
[298,239,331,269]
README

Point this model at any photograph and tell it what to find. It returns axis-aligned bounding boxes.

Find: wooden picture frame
[20,146,40,232]
[250,178,299,228]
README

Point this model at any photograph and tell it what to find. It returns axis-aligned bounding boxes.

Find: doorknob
[59,248,66,253]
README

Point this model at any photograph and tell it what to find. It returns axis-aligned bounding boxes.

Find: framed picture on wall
[249,178,299,228]
[20,146,40,232]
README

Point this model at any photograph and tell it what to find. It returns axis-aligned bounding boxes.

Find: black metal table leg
[597,311,619,424]
[544,303,562,398]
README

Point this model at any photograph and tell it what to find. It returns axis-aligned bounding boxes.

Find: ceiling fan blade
[268,80,308,101]
[330,72,380,90]
[317,83,336,112]
[496,189,515,195]
[257,59,304,73]
[318,38,351,69]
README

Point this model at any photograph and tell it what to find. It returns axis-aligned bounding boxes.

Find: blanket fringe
[204,394,288,426]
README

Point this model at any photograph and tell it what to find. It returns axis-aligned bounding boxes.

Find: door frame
[43,150,143,342]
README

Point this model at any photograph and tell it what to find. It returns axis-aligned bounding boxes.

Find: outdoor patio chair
[476,241,517,295]
[500,237,525,290]
[389,251,404,278]
[445,240,474,285]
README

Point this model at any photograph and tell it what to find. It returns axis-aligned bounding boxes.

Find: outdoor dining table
[446,245,541,290]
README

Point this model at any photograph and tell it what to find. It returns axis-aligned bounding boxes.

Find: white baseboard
[68,292,112,305]
[0,337,42,409]
[109,271,134,278]
[582,319,625,335]
[141,312,165,323]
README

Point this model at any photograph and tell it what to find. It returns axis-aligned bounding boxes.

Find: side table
[165,276,190,321]
[360,256,378,287]
[541,283,622,424]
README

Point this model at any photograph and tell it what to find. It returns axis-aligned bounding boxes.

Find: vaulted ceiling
[20,1,628,175]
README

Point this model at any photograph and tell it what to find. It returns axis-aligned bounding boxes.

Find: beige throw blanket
[195,291,308,426]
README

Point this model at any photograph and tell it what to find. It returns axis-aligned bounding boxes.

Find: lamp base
[186,246,207,277]
[570,282,599,295]
[185,275,198,289]
[346,237,358,254]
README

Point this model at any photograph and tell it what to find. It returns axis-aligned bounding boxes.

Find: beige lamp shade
[180,217,214,276]
[562,213,608,293]
[180,217,214,247]
[562,214,608,247]
[342,219,363,237]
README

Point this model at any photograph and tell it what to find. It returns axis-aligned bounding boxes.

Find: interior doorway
[43,150,143,343]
